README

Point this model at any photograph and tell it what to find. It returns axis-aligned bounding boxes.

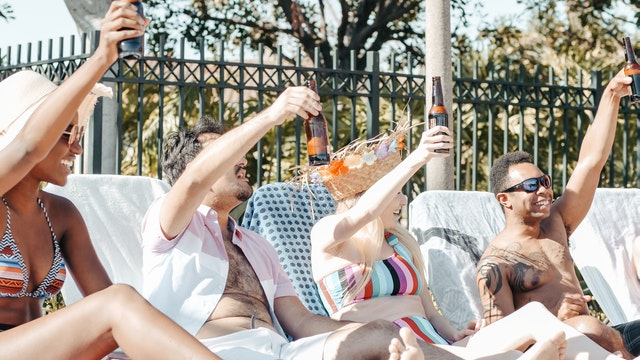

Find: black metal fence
[2,33,639,199]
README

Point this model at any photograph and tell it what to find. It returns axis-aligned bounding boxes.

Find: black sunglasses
[502,174,551,193]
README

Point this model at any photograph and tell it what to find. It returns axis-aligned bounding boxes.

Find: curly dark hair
[162,116,226,185]
[490,151,533,195]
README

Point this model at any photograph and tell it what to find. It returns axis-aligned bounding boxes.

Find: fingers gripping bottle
[428,76,449,153]
[118,0,145,59]
[623,36,640,103]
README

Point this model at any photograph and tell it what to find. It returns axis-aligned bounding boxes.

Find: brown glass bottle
[428,76,449,153]
[119,0,145,59]
[304,79,330,166]
[624,37,640,103]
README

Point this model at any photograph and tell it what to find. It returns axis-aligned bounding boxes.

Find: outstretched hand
[409,126,454,164]
[96,0,150,63]
[608,68,634,99]
[264,86,323,125]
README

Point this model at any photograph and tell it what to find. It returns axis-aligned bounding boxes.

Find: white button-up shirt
[141,195,297,336]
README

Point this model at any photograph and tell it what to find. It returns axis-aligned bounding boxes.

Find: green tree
[450,0,640,192]
[0,3,13,22]
[143,0,471,70]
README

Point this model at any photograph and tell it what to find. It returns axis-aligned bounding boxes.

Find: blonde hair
[334,195,426,306]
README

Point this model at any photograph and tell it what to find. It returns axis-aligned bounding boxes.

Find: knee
[360,319,401,337]
[564,315,606,335]
[102,284,145,306]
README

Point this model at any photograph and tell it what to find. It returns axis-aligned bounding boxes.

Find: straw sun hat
[0,70,113,151]
[292,121,413,202]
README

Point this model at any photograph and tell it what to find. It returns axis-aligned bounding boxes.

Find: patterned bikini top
[317,233,423,315]
[0,197,66,299]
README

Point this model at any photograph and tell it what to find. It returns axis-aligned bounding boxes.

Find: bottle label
[305,117,330,165]
[428,113,449,154]
[629,74,640,103]
[428,113,448,129]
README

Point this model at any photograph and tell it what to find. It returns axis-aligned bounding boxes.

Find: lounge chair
[241,182,335,316]
[43,174,170,304]
[568,187,640,325]
[408,190,504,330]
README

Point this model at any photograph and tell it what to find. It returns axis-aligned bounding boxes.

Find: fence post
[365,51,380,138]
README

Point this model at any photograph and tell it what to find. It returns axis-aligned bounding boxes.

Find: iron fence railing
[2,33,639,201]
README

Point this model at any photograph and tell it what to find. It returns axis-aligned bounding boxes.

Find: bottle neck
[432,80,444,106]
[307,80,318,94]
[625,38,638,64]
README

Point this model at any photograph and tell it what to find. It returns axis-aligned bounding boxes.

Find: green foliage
[0,3,13,22]
[42,292,66,315]
[142,0,469,70]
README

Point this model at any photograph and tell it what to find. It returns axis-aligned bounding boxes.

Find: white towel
[569,188,640,325]
[43,174,169,304]
[409,190,504,330]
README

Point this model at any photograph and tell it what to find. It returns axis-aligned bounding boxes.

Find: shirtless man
[141,86,462,359]
[476,69,640,359]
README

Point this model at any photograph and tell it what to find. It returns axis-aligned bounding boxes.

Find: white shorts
[199,328,330,360]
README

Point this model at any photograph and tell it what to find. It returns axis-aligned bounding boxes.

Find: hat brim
[0,70,113,151]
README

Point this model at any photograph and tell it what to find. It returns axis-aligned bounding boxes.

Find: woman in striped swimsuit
[310,126,619,359]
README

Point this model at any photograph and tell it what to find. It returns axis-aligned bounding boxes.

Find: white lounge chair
[569,187,640,325]
[241,182,335,316]
[43,174,170,305]
[408,190,505,330]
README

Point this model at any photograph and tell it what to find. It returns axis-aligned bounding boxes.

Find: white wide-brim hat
[0,70,113,151]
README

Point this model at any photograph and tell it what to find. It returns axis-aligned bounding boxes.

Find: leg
[0,284,220,359]
[466,302,619,360]
[323,319,464,360]
[565,315,632,359]
[516,331,566,360]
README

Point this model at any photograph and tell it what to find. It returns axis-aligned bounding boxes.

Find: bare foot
[518,330,566,360]
[389,328,424,360]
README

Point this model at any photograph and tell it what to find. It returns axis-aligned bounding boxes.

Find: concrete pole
[425,0,454,190]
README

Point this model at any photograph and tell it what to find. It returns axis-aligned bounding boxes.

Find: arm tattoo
[477,261,503,322]
[477,261,502,295]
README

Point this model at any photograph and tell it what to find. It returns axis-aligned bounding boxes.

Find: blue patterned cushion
[242,182,335,316]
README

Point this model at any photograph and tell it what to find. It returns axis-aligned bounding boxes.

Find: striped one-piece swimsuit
[317,233,449,345]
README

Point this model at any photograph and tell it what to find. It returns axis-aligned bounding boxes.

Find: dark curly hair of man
[162,115,226,185]
[489,151,533,196]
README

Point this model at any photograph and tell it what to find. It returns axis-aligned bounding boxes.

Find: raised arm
[0,0,147,195]
[159,87,322,239]
[553,69,631,233]
[312,126,453,250]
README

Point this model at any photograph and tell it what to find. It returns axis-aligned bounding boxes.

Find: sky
[1,0,77,49]
[0,0,523,56]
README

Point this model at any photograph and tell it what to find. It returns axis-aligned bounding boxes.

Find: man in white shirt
[141,86,461,359]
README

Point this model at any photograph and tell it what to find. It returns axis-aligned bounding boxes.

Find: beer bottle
[118,0,145,59]
[428,76,449,153]
[623,37,640,103]
[304,79,331,166]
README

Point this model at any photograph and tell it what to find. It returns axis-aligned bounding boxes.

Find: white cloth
[200,328,329,360]
[43,174,170,304]
[141,195,297,336]
[569,188,640,325]
[408,190,504,330]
